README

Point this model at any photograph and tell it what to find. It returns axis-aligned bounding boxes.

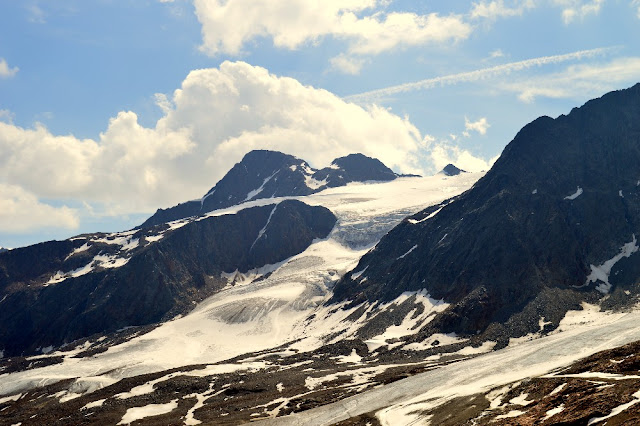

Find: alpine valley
[2,84,640,425]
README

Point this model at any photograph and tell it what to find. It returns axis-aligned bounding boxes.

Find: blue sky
[1,0,639,248]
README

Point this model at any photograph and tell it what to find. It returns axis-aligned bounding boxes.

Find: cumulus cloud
[193,0,470,66]
[553,0,605,24]
[500,57,640,102]
[0,184,79,232]
[465,117,490,135]
[0,58,19,79]
[470,0,535,20]
[0,61,424,216]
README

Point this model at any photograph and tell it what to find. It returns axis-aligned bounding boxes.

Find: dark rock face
[140,150,316,228]
[0,200,336,357]
[140,150,401,229]
[332,83,640,344]
[312,153,398,188]
[440,164,466,176]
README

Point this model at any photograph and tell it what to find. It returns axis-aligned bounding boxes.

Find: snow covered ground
[0,173,480,400]
[256,304,640,425]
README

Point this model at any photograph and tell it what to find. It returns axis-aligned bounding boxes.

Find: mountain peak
[140,150,402,228]
[439,164,466,176]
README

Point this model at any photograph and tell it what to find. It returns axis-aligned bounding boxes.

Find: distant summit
[439,164,466,176]
[313,153,398,187]
[140,150,406,228]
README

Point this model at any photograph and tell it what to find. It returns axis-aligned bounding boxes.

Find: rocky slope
[0,200,336,357]
[332,83,640,348]
[140,150,402,228]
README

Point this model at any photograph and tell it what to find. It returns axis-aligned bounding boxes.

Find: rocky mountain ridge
[0,200,336,357]
[332,82,640,348]
[140,151,404,228]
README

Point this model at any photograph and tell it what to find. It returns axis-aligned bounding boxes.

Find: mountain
[0,171,483,425]
[439,163,466,176]
[0,248,7,254]
[331,82,640,348]
[5,86,640,426]
[140,150,402,228]
[0,200,336,357]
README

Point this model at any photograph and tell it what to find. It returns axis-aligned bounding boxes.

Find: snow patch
[549,383,567,396]
[532,189,538,194]
[587,389,640,424]
[0,394,22,404]
[539,316,552,331]
[246,171,278,201]
[402,332,463,352]
[117,400,178,425]
[93,254,129,269]
[564,186,583,200]
[585,235,638,293]
[81,399,106,410]
[350,266,368,281]
[496,409,526,419]
[200,189,215,207]
[509,392,534,406]
[544,404,565,420]
[251,204,278,250]
[65,242,90,259]
[305,175,327,190]
[407,207,442,224]
[334,349,363,364]
[397,245,417,260]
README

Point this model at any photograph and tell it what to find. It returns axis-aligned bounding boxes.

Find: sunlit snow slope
[0,173,480,398]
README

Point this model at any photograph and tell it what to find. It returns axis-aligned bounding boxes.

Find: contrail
[345,46,618,102]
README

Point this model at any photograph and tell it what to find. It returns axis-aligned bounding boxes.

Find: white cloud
[330,54,367,75]
[193,0,470,63]
[0,184,78,232]
[470,0,535,20]
[489,49,505,59]
[346,46,616,102]
[465,117,490,135]
[554,0,605,24]
[154,93,173,114]
[500,57,640,102]
[429,142,498,173]
[0,58,19,79]
[0,61,424,217]
[632,0,640,18]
